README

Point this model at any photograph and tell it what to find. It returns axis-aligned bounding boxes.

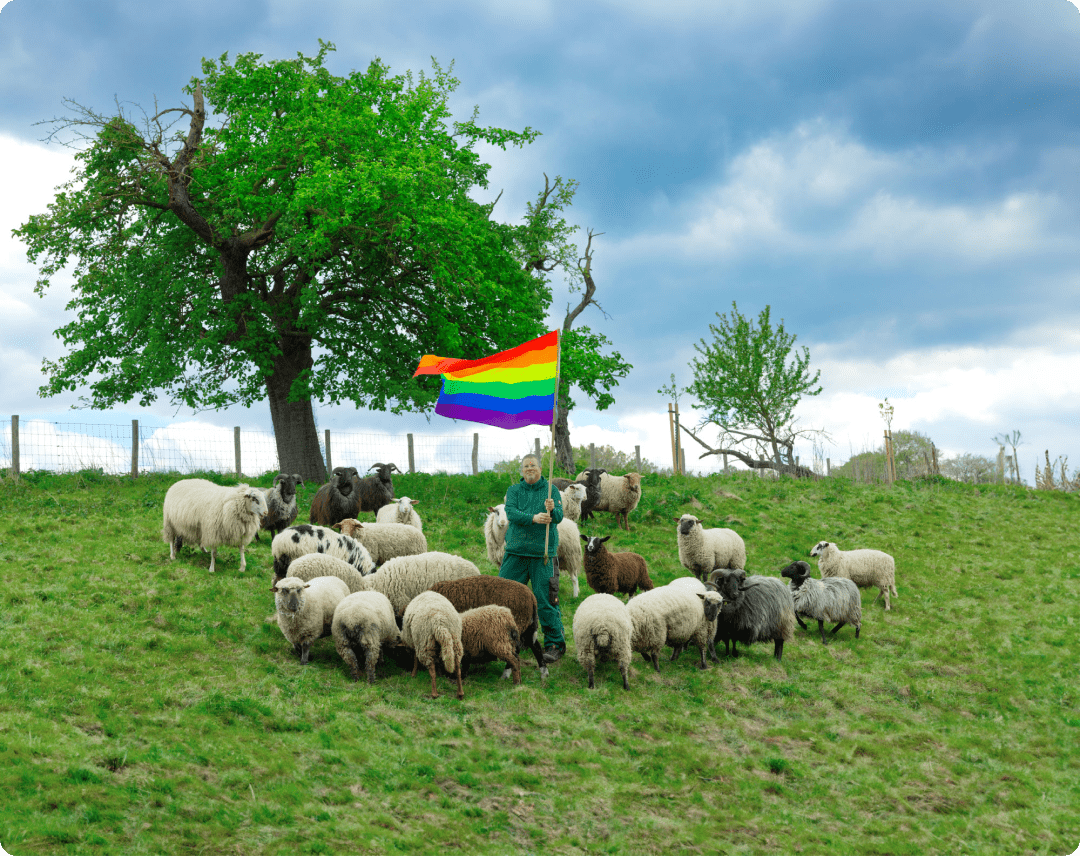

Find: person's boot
[543,644,565,664]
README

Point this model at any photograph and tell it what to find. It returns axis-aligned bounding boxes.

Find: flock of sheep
[161,465,898,699]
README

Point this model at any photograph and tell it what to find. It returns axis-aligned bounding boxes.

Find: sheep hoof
[501,667,512,680]
[540,666,549,679]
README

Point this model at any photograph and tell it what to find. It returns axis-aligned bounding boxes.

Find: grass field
[0,467,1077,855]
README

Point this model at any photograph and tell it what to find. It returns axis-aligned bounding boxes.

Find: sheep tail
[435,625,458,673]
[593,629,612,652]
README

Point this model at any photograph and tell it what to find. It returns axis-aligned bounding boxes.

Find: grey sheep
[271,524,376,581]
[364,551,481,618]
[272,575,350,665]
[581,535,655,598]
[676,514,747,580]
[162,478,268,574]
[810,541,898,610]
[627,586,724,672]
[428,575,547,678]
[708,569,795,662]
[572,593,633,690]
[284,553,368,594]
[459,605,522,684]
[375,496,422,530]
[331,590,401,683]
[781,560,861,644]
[256,473,303,541]
[309,466,362,527]
[334,518,429,565]
[401,590,465,700]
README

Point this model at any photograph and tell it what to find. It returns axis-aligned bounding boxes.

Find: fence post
[635,445,641,472]
[680,447,686,475]
[668,403,677,474]
[535,437,541,464]
[325,430,332,480]
[11,415,19,481]
[234,427,242,478]
[131,420,139,479]
[826,457,831,477]
[931,444,938,475]
[673,402,682,475]
[723,453,728,475]
[997,446,1005,484]
[589,443,595,470]
[472,433,479,475]
[407,434,415,474]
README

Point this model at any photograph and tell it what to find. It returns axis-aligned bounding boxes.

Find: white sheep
[559,483,588,523]
[376,496,423,531]
[331,590,401,683]
[675,514,746,581]
[572,593,633,690]
[666,576,708,595]
[483,504,580,595]
[272,575,350,665]
[780,560,862,644]
[459,605,522,684]
[334,518,428,565]
[363,551,481,618]
[590,472,643,532]
[401,590,465,699]
[284,553,368,594]
[810,540,898,610]
[271,524,376,581]
[162,478,268,574]
[626,586,724,671]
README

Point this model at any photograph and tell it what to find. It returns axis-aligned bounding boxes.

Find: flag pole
[543,329,563,566]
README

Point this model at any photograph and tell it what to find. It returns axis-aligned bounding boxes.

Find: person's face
[521,459,541,484]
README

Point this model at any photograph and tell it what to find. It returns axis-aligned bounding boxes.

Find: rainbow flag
[413,331,560,429]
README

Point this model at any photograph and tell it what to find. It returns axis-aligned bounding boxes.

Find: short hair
[520,454,541,472]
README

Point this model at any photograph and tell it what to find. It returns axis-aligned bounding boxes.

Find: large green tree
[682,302,824,477]
[17,43,583,479]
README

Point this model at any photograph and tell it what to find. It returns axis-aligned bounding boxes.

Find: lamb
[780,560,861,644]
[256,473,303,541]
[331,590,401,683]
[592,472,643,532]
[559,483,588,523]
[708,568,796,662]
[271,575,350,665]
[401,590,465,699]
[483,504,581,595]
[580,535,655,598]
[572,593,633,690]
[363,551,481,618]
[309,466,362,527]
[676,514,747,581]
[284,553,368,594]
[810,540,898,610]
[459,605,522,684]
[162,478,268,574]
[428,575,547,677]
[626,587,724,671]
[271,524,376,581]
[375,496,422,531]
[334,518,428,566]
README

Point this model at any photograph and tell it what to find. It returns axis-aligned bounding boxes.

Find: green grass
[0,468,1077,854]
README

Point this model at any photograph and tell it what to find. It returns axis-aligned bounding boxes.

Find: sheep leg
[587,666,596,689]
[650,652,660,673]
[669,643,685,662]
[342,648,363,682]
[830,621,847,639]
[299,642,311,665]
[772,639,784,662]
[697,644,709,670]
[571,574,579,599]
[620,665,629,691]
[818,619,829,644]
[410,654,419,678]
[504,653,521,685]
[365,650,378,685]
[208,548,217,574]
[795,614,809,631]
[238,546,246,574]
[453,665,464,700]
[427,661,440,699]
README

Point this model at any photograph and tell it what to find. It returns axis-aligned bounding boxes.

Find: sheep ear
[599,535,611,543]
[580,534,589,542]
[294,474,303,483]
[410,499,419,506]
[488,507,497,513]
[270,586,277,593]
[696,592,706,600]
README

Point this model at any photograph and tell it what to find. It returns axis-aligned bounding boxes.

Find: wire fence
[0,416,553,478]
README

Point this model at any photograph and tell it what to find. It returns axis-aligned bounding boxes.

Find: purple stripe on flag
[435,400,554,430]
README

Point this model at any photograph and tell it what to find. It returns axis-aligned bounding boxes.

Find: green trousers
[499,553,565,649]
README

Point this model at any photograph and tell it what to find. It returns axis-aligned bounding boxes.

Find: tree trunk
[553,395,574,474]
[265,337,326,482]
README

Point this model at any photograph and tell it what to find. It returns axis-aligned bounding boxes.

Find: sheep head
[677,514,700,536]
[697,590,724,622]
[243,488,269,517]
[334,518,363,538]
[780,560,812,589]
[332,467,359,496]
[582,535,612,557]
[810,541,831,557]
[271,577,311,613]
[709,568,746,601]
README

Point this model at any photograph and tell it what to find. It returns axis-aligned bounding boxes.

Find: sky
[2,0,1079,480]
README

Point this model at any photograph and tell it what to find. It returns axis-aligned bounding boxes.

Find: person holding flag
[413,329,568,664]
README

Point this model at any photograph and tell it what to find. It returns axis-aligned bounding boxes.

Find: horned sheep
[810,540,898,610]
[162,478,268,574]
[308,466,362,528]
[675,514,746,580]
[781,560,862,644]
[401,590,465,700]
[272,575,350,665]
[708,569,795,662]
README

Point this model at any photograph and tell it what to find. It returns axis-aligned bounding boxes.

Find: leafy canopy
[17,42,552,413]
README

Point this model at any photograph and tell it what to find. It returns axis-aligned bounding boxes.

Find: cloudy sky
[2,0,1079,479]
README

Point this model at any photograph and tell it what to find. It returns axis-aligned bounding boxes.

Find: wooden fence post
[635,445,641,472]
[131,420,139,479]
[668,404,677,474]
[472,433,479,475]
[11,415,19,481]
[997,446,1005,484]
[325,430,332,480]
[407,433,415,474]
[234,427,242,478]
[673,402,682,475]
[826,457,831,477]
[680,447,685,475]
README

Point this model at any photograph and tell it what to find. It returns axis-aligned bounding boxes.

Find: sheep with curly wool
[810,540,898,610]
[364,551,481,618]
[459,605,522,684]
[331,590,401,683]
[666,576,708,595]
[428,575,547,678]
[272,575,350,664]
[627,587,724,671]
[592,472,643,532]
[581,535,655,598]
[375,496,422,530]
[162,478,268,574]
[780,560,861,644]
[256,473,303,541]
[676,514,746,581]
[284,553,368,594]
[309,466,362,527]
[334,518,428,565]
[401,590,464,699]
[271,524,375,581]
[559,483,588,523]
[572,593,633,690]
[708,569,795,661]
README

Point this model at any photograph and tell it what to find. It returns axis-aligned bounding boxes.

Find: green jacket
[504,476,563,558]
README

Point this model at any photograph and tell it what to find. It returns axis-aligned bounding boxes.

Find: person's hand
[544,498,555,512]
[532,512,552,524]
